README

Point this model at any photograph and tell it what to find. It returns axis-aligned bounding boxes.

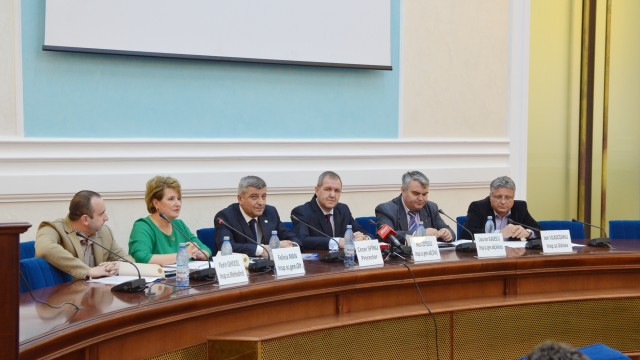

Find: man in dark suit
[464,176,541,239]
[291,171,368,250]
[375,171,455,244]
[214,176,300,257]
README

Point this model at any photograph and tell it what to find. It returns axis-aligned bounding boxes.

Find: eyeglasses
[491,195,514,202]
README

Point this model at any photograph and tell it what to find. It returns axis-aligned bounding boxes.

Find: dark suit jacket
[291,195,368,250]
[463,196,541,239]
[214,203,300,256]
[374,195,455,243]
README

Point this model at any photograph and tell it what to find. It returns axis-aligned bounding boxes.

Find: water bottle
[484,216,495,233]
[221,236,233,256]
[416,223,427,237]
[343,225,356,268]
[268,230,280,258]
[176,243,190,287]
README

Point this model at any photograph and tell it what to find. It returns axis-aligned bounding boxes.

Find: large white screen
[43,0,391,69]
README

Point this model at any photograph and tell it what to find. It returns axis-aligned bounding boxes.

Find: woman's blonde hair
[145,176,182,214]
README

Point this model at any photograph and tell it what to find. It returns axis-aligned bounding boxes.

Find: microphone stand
[76,231,146,293]
[217,218,275,271]
[159,213,216,281]
[506,219,543,250]
[571,218,612,248]
[436,209,476,253]
[290,214,344,262]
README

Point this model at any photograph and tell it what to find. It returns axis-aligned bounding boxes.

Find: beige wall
[528,0,640,228]
[400,0,510,137]
[606,0,640,220]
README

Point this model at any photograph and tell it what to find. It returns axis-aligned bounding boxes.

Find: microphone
[159,213,216,281]
[216,218,275,271]
[368,219,412,255]
[76,231,146,293]
[437,209,476,253]
[506,219,543,250]
[571,218,611,248]
[290,214,343,263]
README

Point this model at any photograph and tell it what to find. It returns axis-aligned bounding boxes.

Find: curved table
[19,241,640,360]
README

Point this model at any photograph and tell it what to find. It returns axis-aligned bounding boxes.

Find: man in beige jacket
[36,190,134,279]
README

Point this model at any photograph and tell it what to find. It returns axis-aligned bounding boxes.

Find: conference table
[19,240,640,360]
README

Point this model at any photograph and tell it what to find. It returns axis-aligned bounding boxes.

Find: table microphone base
[190,268,217,281]
[111,278,147,293]
[588,237,611,248]
[525,239,543,250]
[320,251,344,262]
[248,259,275,271]
[455,242,477,253]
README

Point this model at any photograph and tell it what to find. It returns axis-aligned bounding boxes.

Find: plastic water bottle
[176,243,190,287]
[343,225,356,268]
[221,236,233,256]
[268,230,280,259]
[484,216,495,234]
[416,223,427,237]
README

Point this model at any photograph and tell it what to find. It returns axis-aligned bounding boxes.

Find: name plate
[272,247,306,277]
[475,233,507,258]
[409,236,441,262]
[355,240,384,267]
[541,230,573,253]
[213,254,249,286]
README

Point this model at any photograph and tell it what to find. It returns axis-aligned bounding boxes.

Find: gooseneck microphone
[216,218,275,271]
[76,231,146,293]
[506,218,543,250]
[436,209,477,253]
[290,214,343,262]
[571,218,612,248]
[159,213,216,281]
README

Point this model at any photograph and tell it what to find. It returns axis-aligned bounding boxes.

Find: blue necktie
[248,219,258,242]
[408,211,418,234]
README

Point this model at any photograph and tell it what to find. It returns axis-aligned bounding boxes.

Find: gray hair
[401,171,429,190]
[490,176,516,192]
[317,171,342,187]
[238,176,267,195]
[524,341,589,360]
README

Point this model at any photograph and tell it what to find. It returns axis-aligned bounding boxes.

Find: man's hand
[501,224,530,239]
[88,262,119,279]
[436,228,453,242]
[426,228,453,242]
[279,240,296,248]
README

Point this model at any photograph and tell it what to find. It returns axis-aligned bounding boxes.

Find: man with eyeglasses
[464,176,541,239]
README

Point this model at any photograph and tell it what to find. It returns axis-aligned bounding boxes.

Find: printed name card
[409,236,441,262]
[213,254,249,285]
[272,247,306,277]
[475,233,507,258]
[541,230,573,254]
[355,240,384,267]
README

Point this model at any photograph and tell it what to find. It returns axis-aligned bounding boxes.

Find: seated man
[375,170,455,243]
[35,190,134,280]
[291,171,369,250]
[214,175,301,257]
[464,176,541,239]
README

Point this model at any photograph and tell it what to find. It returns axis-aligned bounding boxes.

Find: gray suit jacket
[35,217,133,279]
[374,195,456,243]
